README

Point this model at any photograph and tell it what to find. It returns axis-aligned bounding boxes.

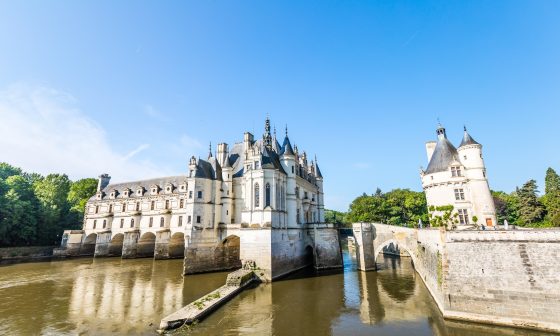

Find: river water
[0,245,554,336]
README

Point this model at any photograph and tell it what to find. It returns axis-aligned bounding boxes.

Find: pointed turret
[425,123,460,174]
[263,117,273,149]
[208,142,213,159]
[281,125,295,156]
[459,126,480,147]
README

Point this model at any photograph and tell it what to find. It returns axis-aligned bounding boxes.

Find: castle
[420,124,497,227]
[56,118,342,281]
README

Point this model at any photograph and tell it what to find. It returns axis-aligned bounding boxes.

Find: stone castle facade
[57,118,342,281]
[420,124,497,227]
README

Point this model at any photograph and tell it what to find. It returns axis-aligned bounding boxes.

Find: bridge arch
[374,238,417,269]
[109,233,124,256]
[304,245,315,267]
[221,235,241,269]
[137,232,156,258]
[169,232,185,258]
[81,233,97,255]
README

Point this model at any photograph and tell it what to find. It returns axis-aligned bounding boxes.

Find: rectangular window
[165,200,169,209]
[180,199,184,208]
[93,220,97,229]
[136,202,140,211]
[109,204,113,213]
[196,216,201,223]
[188,215,192,224]
[122,203,126,212]
[189,191,193,199]
[454,188,465,201]
[178,216,183,227]
[120,218,124,228]
[151,201,155,210]
[95,205,99,214]
[149,217,153,227]
[451,166,462,177]
[458,209,469,225]
[197,191,203,199]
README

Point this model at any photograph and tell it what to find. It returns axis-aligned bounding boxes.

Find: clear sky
[0,1,559,211]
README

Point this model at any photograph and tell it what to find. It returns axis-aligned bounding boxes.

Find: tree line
[0,163,97,247]
[330,167,560,228]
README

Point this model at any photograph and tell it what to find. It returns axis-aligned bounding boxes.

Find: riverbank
[0,246,56,265]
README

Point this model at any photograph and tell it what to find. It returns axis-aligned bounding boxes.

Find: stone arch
[374,239,416,268]
[221,235,241,269]
[137,232,156,258]
[109,233,124,257]
[169,232,185,258]
[80,233,97,255]
[304,245,315,267]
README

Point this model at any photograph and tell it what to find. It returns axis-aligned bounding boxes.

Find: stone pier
[121,231,140,259]
[94,232,112,257]
[352,223,376,271]
[154,230,171,260]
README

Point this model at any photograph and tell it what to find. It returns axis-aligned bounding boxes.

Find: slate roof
[459,129,480,147]
[425,136,460,174]
[92,175,189,201]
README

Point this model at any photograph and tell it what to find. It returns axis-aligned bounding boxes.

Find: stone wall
[443,230,560,332]
[310,224,343,270]
[184,229,241,275]
[353,223,560,333]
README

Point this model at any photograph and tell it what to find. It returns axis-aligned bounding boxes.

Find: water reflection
[0,246,556,336]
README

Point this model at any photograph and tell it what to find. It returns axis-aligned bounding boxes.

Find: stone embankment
[159,268,259,332]
[0,246,56,265]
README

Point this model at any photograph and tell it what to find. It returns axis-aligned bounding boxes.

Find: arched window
[130,218,134,228]
[254,183,260,208]
[160,217,165,227]
[265,183,271,207]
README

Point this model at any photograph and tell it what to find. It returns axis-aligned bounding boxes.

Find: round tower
[457,127,497,226]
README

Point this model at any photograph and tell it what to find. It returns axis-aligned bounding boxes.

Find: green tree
[0,176,41,246]
[33,174,72,245]
[65,178,98,230]
[324,209,350,227]
[346,193,388,223]
[0,162,23,180]
[516,180,545,226]
[543,167,560,226]
[492,190,519,225]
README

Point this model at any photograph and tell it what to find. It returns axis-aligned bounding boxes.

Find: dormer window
[150,185,159,195]
[180,182,187,192]
[165,183,173,194]
[136,187,144,196]
[123,188,131,198]
[451,166,462,177]
[96,192,103,200]
[110,190,117,199]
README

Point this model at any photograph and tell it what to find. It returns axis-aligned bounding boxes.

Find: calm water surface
[0,245,554,335]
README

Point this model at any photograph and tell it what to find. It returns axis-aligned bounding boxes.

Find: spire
[263,117,272,149]
[208,142,213,159]
[285,124,288,136]
[459,125,480,147]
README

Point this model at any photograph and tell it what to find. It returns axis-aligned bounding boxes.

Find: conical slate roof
[459,128,480,147]
[425,136,460,174]
[281,136,294,155]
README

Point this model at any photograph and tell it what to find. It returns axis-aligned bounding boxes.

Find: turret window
[454,188,465,201]
[197,191,203,199]
[254,183,260,207]
[451,166,462,177]
[196,216,201,224]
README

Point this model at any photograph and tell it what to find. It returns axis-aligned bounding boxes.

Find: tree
[543,167,560,226]
[33,174,72,245]
[0,162,22,180]
[324,209,350,227]
[516,180,545,226]
[0,176,40,246]
[492,190,519,225]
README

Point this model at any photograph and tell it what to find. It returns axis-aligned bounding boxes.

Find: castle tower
[421,124,497,228]
[457,127,497,226]
[281,127,297,228]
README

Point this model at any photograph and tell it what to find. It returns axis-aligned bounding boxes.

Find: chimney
[97,174,111,192]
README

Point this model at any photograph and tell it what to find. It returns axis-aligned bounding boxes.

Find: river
[0,245,554,335]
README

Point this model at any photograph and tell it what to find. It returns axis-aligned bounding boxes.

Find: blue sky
[0,1,559,211]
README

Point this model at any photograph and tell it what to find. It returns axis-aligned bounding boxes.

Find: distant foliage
[0,162,96,247]
[324,209,350,227]
[346,189,428,227]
